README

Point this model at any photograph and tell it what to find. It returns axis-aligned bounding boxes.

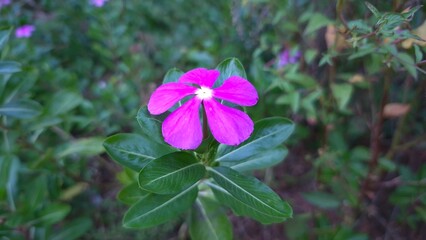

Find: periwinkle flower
[277,49,301,68]
[15,25,35,38]
[148,68,258,150]
[90,0,108,7]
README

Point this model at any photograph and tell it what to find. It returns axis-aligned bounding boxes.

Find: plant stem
[361,68,391,198]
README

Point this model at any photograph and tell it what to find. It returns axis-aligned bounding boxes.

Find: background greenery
[1,0,425,239]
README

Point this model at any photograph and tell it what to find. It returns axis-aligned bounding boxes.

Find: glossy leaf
[0,61,21,74]
[225,147,288,172]
[162,68,184,84]
[208,167,292,224]
[214,58,247,88]
[103,133,176,172]
[57,137,105,158]
[215,117,294,162]
[118,182,150,205]
[136,106,167,144]
[189,196,232,240]
[139,152,205,194]
[123,183,198,228]
[0,100,42,119]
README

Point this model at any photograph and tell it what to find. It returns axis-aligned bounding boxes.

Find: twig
[361,68,391,198]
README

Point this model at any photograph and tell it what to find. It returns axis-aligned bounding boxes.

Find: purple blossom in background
[277,49,301,68]
[15,25,35,38]
[0,0,11,8]
[90,0,108,7]
[148,68,258,150]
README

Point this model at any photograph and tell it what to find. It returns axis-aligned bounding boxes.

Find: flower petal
[162,97,203,150]
[148,82,197,115]
[179,68,220,88]
[204,99,253,146]
[213,76,258,106]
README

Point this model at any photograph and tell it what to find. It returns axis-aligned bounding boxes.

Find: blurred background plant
[0,0,425,239]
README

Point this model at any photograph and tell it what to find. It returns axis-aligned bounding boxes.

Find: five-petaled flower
[148,68,258,150]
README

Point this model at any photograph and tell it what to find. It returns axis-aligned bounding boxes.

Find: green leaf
[0,28,11,50]
[215,117,294,162]
[0,61,21,74]
[365,2,380,18]
[347,20,371,35]
[57,137,105,158]
[331,83,353,111]
[401,5,422,20]
[276,92,301,113]
[214,58,247,88]
[123,183,198,228]
[225,147,288,172]
[0,100,42,119]
[376,13,405,32]
[139,152,205,194]
[396,52,417,79]
[303,192,340,209]
[0,155,19,210]
[118,182,150,205]
[304,13,332,35]
[414,45,423,63]
[208,167,292,224]
[32,204,71,226]
[189,196,233,240]
[348,44,377,60]
[378,157,397,172]
[162,68,184,84]
[50,218,93,240]
[136,106,166,144]
[285,73,317,88]
[48,91,83,116]
[103,133,176,172]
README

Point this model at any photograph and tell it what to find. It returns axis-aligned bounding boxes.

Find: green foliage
[216,117,294,163]
[123,184,198,229]
[189,195,233,240]
[208,167,292,223]
[105,59,295,238]
[138,152,206,194]
[1,0,425,239]
[103,133,176,171]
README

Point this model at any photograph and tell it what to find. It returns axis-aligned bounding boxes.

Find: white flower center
[195,86,213,100]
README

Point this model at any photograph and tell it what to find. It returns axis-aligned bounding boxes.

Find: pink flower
[148,68,258,150]
[15,25,35,38]
[90,0,108,7]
